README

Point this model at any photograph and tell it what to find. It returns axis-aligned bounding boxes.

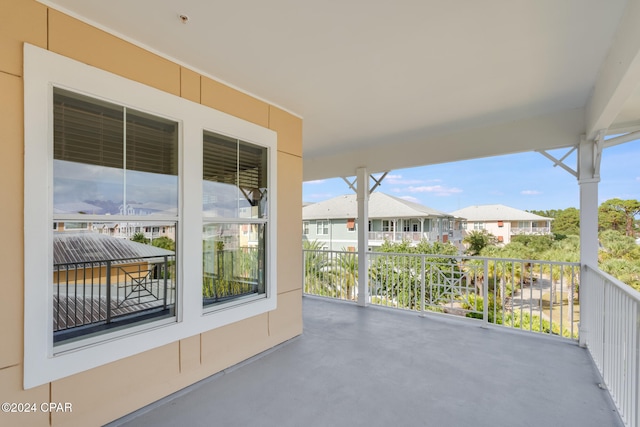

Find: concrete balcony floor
[110,297,623,427]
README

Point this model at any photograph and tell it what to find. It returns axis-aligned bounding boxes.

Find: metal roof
[450,204,553,222]
[53,231,174,265]
[303,192,453,220]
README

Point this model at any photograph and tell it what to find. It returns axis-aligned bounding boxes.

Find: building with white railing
[452,204,553,245]
[303,192,464,251]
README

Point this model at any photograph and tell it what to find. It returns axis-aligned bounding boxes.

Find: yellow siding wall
[0,1,303,426]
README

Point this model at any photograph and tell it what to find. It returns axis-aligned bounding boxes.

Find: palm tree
[131,232,149,244]
[331,249,358,300]
[303,240,332,296]
[463,230,497,255]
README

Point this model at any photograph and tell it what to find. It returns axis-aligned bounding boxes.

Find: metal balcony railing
[581,265,640,427]
[304,248,640,427]
[511,227,551,235]
[53,254,176,342]
[303,249,580,340]
[303,249,358,301]
[202,248,262,306]
[367,231,457,243]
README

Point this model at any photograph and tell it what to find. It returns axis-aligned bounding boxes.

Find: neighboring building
[96,222,177,242]
[303,192,463,250]
[451,204,553,245]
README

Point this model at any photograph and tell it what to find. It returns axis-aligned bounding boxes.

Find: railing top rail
[303,249,358,256]
[304,248,580,266]
[367,250,580,266]
[54,254,174,268]
[584,264,640,302]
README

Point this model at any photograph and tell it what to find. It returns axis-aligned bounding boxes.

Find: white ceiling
[42,0,640,180]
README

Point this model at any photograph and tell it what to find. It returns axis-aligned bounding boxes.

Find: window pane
[125,109,179,215]
[54,88,124,169]
[203,132,241,217]
[202,223,265,307]
[203,131,267,219]
[54,88,125,214]
[54,159,124,214]
[53,89,179,216]
[53,222,177,344]
[238,140,268,219]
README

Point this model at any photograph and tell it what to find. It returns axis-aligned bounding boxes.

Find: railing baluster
[106,260,112,324]
[633,303,639,427]
[163,256,168,309]
[483,259,489,327]
[420,256,425,316]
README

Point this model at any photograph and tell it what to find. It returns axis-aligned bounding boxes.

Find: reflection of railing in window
[53,255,176,343]
[203,247,262,305]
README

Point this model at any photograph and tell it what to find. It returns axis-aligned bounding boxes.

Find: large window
[24,45,277,388]
[52,88,179,344]
[202,131,267,307]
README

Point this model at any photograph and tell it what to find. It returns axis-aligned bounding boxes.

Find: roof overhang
[40,0,640,180]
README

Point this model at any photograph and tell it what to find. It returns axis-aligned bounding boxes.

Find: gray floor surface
[109,297,623,427]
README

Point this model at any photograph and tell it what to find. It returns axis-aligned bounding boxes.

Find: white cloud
[521,190,542,195]
[305,179,326,185]
[636,176,640,182]
[406,185,463,196]
[385,174,424,185]
[384,174,443,185]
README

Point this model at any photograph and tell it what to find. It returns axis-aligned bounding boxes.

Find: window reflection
[202,223,265,306]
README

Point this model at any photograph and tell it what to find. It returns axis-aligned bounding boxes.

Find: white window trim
[23,44,277,388]
[316,220,329,235]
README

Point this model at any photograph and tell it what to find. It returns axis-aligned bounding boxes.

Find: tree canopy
[463,230,496,255]
[599,198,640,236]
[531,199,640,238]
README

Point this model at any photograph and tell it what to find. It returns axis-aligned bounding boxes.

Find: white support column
[356,167,369,306]
[578,136,602,268]
[578,136,602,348]
[393,219,397,242]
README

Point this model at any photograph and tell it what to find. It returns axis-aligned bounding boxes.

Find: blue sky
[303,140,640,214]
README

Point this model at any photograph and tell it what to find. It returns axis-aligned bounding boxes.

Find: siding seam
[0,69,21,79]
[46,8,50,51]
[0,363,20,371]
[277,288,303,296]
[276,149,302,160]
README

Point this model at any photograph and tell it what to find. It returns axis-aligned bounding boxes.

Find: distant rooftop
[303,192,454,220]
[450,204,553,222]
[53,232,174,265]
